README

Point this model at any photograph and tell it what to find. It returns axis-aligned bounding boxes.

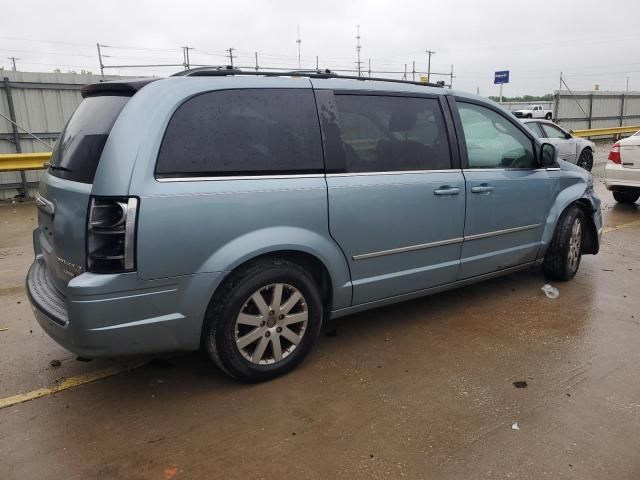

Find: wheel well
[573,200,599,254]
[226,250,333,312]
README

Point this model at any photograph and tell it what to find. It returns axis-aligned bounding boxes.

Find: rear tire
[577,149,593,171]
[545,113,552,120]
[542,206,585,281]
[203,258,323,383]
[613,189,640,204]
[526,114,533,119]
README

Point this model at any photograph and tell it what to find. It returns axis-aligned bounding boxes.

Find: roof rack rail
[171,66,444,88]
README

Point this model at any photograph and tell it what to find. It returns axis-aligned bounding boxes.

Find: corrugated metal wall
[499,101,554,112]
[506,91,640,131]
[0,71,128,199]
[3,72,640,200]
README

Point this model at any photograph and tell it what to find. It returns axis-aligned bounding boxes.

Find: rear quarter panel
[116,77,352,310]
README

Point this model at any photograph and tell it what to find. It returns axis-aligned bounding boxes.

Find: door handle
[434,186,460,196]
[471,184,495,194]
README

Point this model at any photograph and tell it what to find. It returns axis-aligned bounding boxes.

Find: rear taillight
[608,142,621,164]
[87,197,138,273]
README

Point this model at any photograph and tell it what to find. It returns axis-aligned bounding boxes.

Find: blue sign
[494,70,510,84]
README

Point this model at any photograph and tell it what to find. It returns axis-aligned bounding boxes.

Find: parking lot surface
[1,144,639,479]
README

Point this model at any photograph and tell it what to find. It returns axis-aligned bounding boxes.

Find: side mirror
[540,143,557,168]
[565,132,572,139]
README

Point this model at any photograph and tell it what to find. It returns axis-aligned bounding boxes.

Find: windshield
[48,95,130,183]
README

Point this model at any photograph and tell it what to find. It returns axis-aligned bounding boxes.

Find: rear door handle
[471,184,495,194]
[434,186,460,196]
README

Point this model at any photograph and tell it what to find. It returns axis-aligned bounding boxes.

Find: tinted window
[524,122,543,138]
[333,95,451,172]
[540,123,567,139]
[156,89,323,177]
[49,95,130,184]
[458,102,535,169]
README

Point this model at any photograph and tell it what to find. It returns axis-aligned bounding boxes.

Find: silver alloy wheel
[235,283,308,365]
[567,218,582,272]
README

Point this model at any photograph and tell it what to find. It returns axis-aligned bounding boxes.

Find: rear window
[49,95,130,184]
[155,89,323,177]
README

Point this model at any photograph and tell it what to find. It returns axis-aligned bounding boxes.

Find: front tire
[542,206,585,281]
[545,113,552,120]
[613,189,640,204]
[203,258,323,382]
[577,149,593,171]
[526,113,533,119]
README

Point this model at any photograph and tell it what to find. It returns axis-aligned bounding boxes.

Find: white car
[522,119,595,171]
[513,105,553,120]
[605,131,640,204]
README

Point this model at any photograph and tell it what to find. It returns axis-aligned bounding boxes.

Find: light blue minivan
[27,69,602,382]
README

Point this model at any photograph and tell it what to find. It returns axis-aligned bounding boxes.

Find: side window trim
[448,96,539,170]
[317,90,456,174]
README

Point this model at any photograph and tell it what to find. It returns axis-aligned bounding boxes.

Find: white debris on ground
[541,284,559,299]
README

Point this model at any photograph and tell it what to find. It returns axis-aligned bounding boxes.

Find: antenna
[226,47,235,68]
[296,25,302,70]
[355,25,363,77]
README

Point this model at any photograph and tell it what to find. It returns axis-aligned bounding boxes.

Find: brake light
[87,197,138,273]
[608,142,621,164]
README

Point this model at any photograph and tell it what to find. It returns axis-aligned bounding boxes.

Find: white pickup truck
[513,105,553,120]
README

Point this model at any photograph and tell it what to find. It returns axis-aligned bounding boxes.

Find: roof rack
[171,66,444,88]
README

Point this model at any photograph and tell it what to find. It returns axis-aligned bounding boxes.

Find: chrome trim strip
[353,223,542,260]
[34,192,54,215]
[330,261,541,320]
[352,237,464,260]
[464,223,542,241]
[156,174,325,182]
[462,168,544,172]
[546,167,561,171]
[327,169,457,177]
[124,198,138,271]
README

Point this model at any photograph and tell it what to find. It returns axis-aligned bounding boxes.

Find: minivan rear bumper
[27,255,224,357]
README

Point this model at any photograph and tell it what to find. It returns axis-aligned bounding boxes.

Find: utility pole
[368,58,371,78]
[355,25,363,77]
[254,51,259,71]
[412,60,415,82]
[316,56,319,70]
[449,64,455,88]
[559,72,563,92]
[425,49,435,81]
[181,46,193,70]
[226,48,235,67]
[626,76,630,92]
[8,56,19,71]
[296,25,302,69]
[403,64,407,80]
[96,44,104,79]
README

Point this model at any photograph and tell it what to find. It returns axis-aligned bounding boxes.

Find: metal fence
[0,71,127,199]
[3,70,640,199]
[552,90,640,132]
[500,92,640,133]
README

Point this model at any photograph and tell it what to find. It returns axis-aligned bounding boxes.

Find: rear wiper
[43,162,73,172]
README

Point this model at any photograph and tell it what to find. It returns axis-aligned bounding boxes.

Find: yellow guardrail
[0,125,639,173]
[0,152,51,172]
[571,125,640,138]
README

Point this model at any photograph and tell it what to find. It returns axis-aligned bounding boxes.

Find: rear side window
[49,95,130,184]
[156,89,323,177]
[333,95,451,172]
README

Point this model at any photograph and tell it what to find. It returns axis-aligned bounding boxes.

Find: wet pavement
[1,158,639,479]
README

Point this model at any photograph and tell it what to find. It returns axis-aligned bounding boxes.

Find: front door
[540,122,577,162]
[453,99,556,279]
[316,90,466,305]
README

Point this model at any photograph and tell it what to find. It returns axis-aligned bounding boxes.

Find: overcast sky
[1,0,639,96]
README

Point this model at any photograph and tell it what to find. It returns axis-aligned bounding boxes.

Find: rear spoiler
[81,78,159,98]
